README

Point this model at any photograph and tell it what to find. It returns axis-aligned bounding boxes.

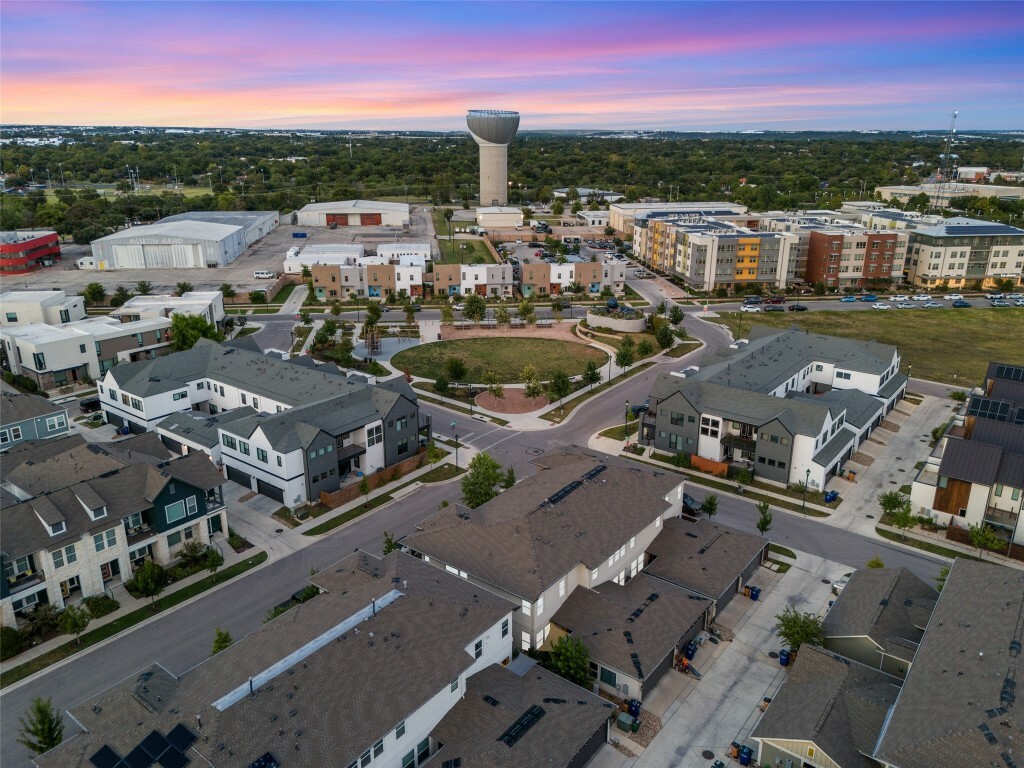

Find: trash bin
[684,641,697,660]
[121,425,131,436]
[616,712,632,732]
[779,649,791,667]
[743,585,751,598]
[749,586,761,601]
[729,742,741,758]
[631,717,640,733]
[739,746,753,766]
[627,699,641,718]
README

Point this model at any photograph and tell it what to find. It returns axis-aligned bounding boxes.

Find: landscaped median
[0,551,268,689]
[540,362,656,423]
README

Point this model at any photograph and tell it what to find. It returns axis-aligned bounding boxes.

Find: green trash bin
[631,716,640,733]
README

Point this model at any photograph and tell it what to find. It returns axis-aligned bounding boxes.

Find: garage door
[256,478,285,503]
[327,214,349,226]
[360,213,382,226]
[226,465,251,487]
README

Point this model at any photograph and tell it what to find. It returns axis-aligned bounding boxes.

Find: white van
[253,270,276,279]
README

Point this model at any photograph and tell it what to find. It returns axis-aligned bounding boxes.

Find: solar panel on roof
[968,397,1012,422]
[90,745,123,768]
[996,365,1024,382]
[165,724,198,753]
[247,754,280,768]
[122,745,155,768]
[157,750,189,768]
[945,225,1020,236]
[498,705,546,747]
[139,731,171,760]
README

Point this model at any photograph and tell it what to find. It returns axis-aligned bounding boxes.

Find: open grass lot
[392,338,607,383]
[715,309,1024,386]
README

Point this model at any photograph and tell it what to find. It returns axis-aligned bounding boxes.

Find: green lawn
[392,338,607,383]
[270,283,297,304]
[714,309,1024,386]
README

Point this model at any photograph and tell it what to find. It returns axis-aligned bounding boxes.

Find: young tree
[382,531,399,554]
[301,264,312,279]
[636,339,654,357]
[211,628,233,656]
[495,302,511,328]
[58,604,91,645]
[524,377,545,400]
[657,301,666,315]
[135,280,153,295]
[404,303,416,325]
[461,452,504,508]
[482,370,504,400]
[365,301,382,326]
[434,375,450,396]
[330,301,342,317]
[248,290,267,304]
[442,207,454,253]
[173,281,194,297]
[445,357,468,389]
[439,303,455,326]
[548,635,592,687]
[299,310,312,325]
[656,324,675,350]
[463,293,487,323]
[890,502,916,541]
[520,363,538,382]
[969,523,1000,558]
[206,548,224,581]
[219,283,236,298]
[17,698,64,756]
[775,607,824,652]
[109,285,133,308]
[502,467,516,489]
[615,344,635,369]
[134,560,166,610]
[170,313,224,351]
[866,555,885,569]
[551,199,565,216]
[669,305,684,325]
[359,476,371,508]
[548,370,572,412]
[756,500,773,536]
[83,282,106,306]
[877,490,907,516]
[700,493,719,519]
[582,360,602,390]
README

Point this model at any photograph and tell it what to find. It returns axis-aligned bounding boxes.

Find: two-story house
[0,290,86,326]
[0,387,69,449]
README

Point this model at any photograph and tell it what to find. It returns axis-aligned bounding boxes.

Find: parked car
[788,304,808,312]
[79,397,102,413]
[921,301,943,309]
[896,302,916,309]
[858,294,878,302]
[952,300,972,308]
[872,303,892,310]
[840,296,857,303]
[683,493,698,514]
[740,304,763,313]
[991,299,1011,307]
[1006,293,1023,300]
[832,572,854,595]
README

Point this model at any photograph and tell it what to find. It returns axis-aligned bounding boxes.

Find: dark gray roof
[751,645,900,768]
[874,559,1024,768]
[156,407,258,449]
[651,377,832,437]
[220,334,264,354]
[39,551,514,768]
[0,390,64,424]
[3,439,124,499]
[987,362,1024,404]
[789,387,884,429]
[823,568,937,663]
[106,338,368,405]
[971,418,1024,456]
[878,372,908,399]
[429,664,613,768]
[404,449,682,600]
[103,432,174,464]
[938,438,1004,486]
[644,517,767,601]
[815,426,858,467]
[551,572,711,684]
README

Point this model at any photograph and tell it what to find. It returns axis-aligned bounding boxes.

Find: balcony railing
[125,524,156,546]
[984,506,1019,530]
[722,434,757,452]
[7,571,45,595]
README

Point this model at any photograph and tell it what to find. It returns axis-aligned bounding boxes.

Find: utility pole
[451,421,459,469]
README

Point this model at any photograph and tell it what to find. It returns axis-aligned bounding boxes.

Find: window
[836,371,852,381]
[450,678,459,692]
[221,434,237,450]
[558,578,566,598]
[165,500,186,523]
[600,667,617,686]
[50,522,66,535]
[109,389,117,400]
[591,566,599,581]
[996,485,1004,497]
[536,596,544,615]
[197,382,204,390]
[93,529,117,552]
[5,312,16,322]
[373,740,384,758]
[45,415,67,432]
[402,751,415,768]
[130,397,142,410]
[32,352,46,370]
[397,438,409,455]
[1013,489,1021,501]
[238,441,250,456]
[501,619,509,638]
[172,391,188,402]
[1,429,12,445]
[396,720,406,739]
[252,397,259,410]
[360,750,371,768]
[396,416,408,431]
[276,456,283,467]
[167,531,182,547]
[521,599,531,617]
[257,448,268,463]
[700,416,720,438]
[240,393,247,405]
[52,544,77,569]
[186,496,198,516]
[670,411,686,426]
[367,424,383,446]
[474,639,483,659]
[126,512,143,529]
[669,434,684,451]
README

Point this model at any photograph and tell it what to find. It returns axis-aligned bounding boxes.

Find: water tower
[467,109,520,206]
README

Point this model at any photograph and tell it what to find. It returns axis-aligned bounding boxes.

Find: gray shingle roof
[644,517,767,601]
[550,572,711,684]
[0,390,64,424]
[751,645,900,768]
[822,568,937,663]
[38,551,513,768]
[873,560,1024,768]
[788,387,883,429]
[156,407,258,449]
[815,426,858,467]
[429,664,613,768]
[3,439,124,499]
[404,450,682,600]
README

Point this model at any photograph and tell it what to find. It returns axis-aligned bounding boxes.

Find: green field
[392,338,607,383]
[714,309,1024,386]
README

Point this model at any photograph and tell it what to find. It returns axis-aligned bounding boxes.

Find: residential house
[911,362,1024,550]
[751,645,901,768]
[822,568,937,679]
[110,290,226,328]
[403,449,686,652]
[35,550,519,768]
[0,290,85,326]
[311,262,366,301]
[1,445,226,629]
[646,328,905,490]
[518,261,550,298]
[0,386,69,449]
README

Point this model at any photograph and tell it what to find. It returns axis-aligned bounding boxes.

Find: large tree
[463,293,487,323]
[18,698,64,755]
[461,452,504,508]
[170,313,224,351]
[548,635,592,687]
[775,607,824,652]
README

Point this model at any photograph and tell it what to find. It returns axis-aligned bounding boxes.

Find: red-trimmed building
[0,230,61,274]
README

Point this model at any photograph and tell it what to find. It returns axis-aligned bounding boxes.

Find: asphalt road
[0,265,950,766]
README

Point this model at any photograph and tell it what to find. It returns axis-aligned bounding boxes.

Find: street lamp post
[451,421,459,469]
[625,400,630,445]
[802,468,810,514]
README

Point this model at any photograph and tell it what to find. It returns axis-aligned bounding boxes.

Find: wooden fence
[318,449,428,509]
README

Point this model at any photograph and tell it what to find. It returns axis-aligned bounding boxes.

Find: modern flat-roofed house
[822,568,937,679]
[35,550,518,768]
[403,449,685,652]
[646,328,904,490]
[0,289,85,326]
[0,387,69,449]
[110,290,225,328]
[1,445,226,629]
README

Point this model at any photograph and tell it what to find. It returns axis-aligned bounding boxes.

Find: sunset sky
[2,1,1021,131]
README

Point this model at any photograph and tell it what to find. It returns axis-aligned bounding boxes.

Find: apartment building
[311,262,366,301]
[99,340,425,505]
[911,362,1024,549]
[1,437,226,629]
[609,202,747,232]
[646,328,905,490]
[109,290,225,327]
[904,217,1024,289]
[0,387,69,449]
[0,289,85,326]
[1,315,172,389]
[431,263,514,298]
[516,259,624,298]
[806,228,909,289]
[632,211,766,271]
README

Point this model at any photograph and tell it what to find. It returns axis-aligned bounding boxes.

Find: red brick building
[0,230,61,274]
[806,229,907,289]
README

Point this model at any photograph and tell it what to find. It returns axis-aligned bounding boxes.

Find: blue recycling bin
[824,490,839,503]
[121,425,131,435]
[627,699,641,718]
[779,648,791,667]
[749,585,761,601]
[739,746,753,766]
[684,641,697,660]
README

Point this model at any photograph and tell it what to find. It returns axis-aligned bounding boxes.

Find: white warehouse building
[295,200,410,228]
